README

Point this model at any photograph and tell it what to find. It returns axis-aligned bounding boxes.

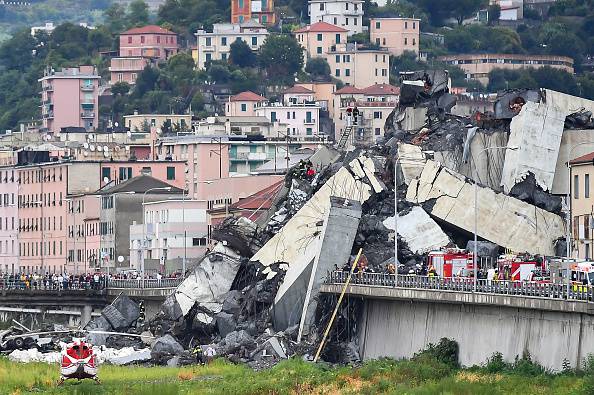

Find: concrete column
[297,196,362,341]
[81,305,93,327]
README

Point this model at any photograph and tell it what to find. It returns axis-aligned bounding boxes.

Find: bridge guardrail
[326,271,594,301]
[0,277,183,291]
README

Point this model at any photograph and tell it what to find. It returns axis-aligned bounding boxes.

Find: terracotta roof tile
[229,91,267,102]
[294,21,349,33]
[122,25,176,35]
[284,85,314,94]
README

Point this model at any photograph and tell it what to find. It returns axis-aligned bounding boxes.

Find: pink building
[0,167,18,273]
[39,66,100,134]
[369,18,420,56]
[119,25,179,60]
[110,57,149,85]
[225,91,267,116]
[0,157,187,274]
[66,193,100,274]
[294,21,348,61]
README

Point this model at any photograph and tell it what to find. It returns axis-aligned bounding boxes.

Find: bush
[414,338,459,369]
[512,350,546,376]
[484,352,510,373]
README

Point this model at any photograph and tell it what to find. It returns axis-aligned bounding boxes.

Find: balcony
[230,152,268,161]
[81,98,95,105]
[81,111,95,118]
[42,84,53,91]
[43,111,54,119]
[81,84,94,91]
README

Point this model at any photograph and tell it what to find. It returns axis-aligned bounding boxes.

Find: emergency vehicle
[427,249,474,278]
[569,261,594,287]
[497,253,546,282]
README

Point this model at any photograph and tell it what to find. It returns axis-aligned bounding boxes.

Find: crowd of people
[0,271,179,291]
[0,272,108,290]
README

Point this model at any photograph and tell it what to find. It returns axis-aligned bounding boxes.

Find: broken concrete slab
[172,243,241,321]
[501,89,594,193]
[151,334,184,355]
[407,160,565,255]
[251,155,384,270]
[294,197,362,340]
[397,144,427,185]
[383,206,451,254]
[215,312,237,338]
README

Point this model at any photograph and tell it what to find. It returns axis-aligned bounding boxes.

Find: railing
[108,278,183,289]
[325,271,594,301]
[0,277,183,291]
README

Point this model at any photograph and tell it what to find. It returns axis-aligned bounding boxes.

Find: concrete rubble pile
[19,73,594,369]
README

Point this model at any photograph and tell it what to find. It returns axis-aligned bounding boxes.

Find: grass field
[1,352,592,395]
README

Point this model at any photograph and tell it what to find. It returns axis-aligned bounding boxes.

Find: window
[141,35,145,44]
[383,38,386,45]
[241,103,247,112]
[102,167,111,182]
[192,237,207,246]
[587,174,590,198]
[345,69,350,76]
[306,127,312,135]
[317,33,322,41]
[317,47,322,54]
[262,15,267,23]
[167,166,176,180]
[413,38,416,46]
[239,15,244,22]
[127,36,132,44]
[251,36,257,46]
[375,21,380,29]
[157,36,160,44]
[320,3,324,10]
[575,175,580,199]
[270,111,277,122]
[335,34,341,44]
[354,18,358,25]
[239,0,244,7]
[373,111,383,119]
[376,38,380,45]
[336,55,340,63]
[413,22,416,29]
[333,17,337,25]
[345,17,349,25]
[306,111,312,123]
[206,37,211,46]
[404,38,408,45]
[119,167,132,181]
[335,69,340,77]
[405,21,408,29]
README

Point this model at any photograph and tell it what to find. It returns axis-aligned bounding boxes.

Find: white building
[195,21,269,69]
[308,0,364,36]
[129,199,209,273]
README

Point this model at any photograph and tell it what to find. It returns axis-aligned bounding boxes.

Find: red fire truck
[497,253,546,282]
[427,249,474,278]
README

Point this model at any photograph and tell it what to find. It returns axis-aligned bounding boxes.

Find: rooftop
[97,174,183,195]
[122,25,176,35]
[294,21,349,33]
[230,91,267,102]
[283,85,314,94]
[229,180,283,210]
[570,152,594,165]
[335,84,400,96]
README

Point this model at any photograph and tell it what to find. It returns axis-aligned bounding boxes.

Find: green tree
[259,34,304,85]
[104,3,128,33]
[417,0,487,25]
[0,29,37,71]
[208,63,231,83]
[229,38,257,68]
[165,53,196,95]
[305,58,331,78]
[133,65,161,97]
[112,81,131,96]
[127,0,150,26]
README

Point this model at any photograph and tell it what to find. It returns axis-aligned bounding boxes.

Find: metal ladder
[337,125,353,150]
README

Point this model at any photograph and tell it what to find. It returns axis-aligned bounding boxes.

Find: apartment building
[570,152,594,259]
[0,155,185,274]
[231,0,276,25]
[254,94,322,138]
[369,17,420,56]
[333,83,399,145]
[110,57,148,85]
[326,46,390,88]
[98,176,183,271]
[119,25,179,60]
[437,54,574,85]
[0,167,18,274]
[195,22,269,69]
[225,91,267,116]
[294,21,348,61]
[308,0,364,35]
[39,66,100,134]
[129,199,209,273]
[194,116,288,138]
[294,82,336,115]
[156,135,284,215]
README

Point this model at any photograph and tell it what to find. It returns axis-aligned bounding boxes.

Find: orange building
[231,0,275,25]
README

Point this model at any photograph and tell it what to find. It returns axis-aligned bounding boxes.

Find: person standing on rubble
[352,106,360,125]
[205,346,216,364]
[192,345,204,365]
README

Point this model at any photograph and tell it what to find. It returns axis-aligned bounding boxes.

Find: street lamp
[142,187,172,285]
[472,145,518,292]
